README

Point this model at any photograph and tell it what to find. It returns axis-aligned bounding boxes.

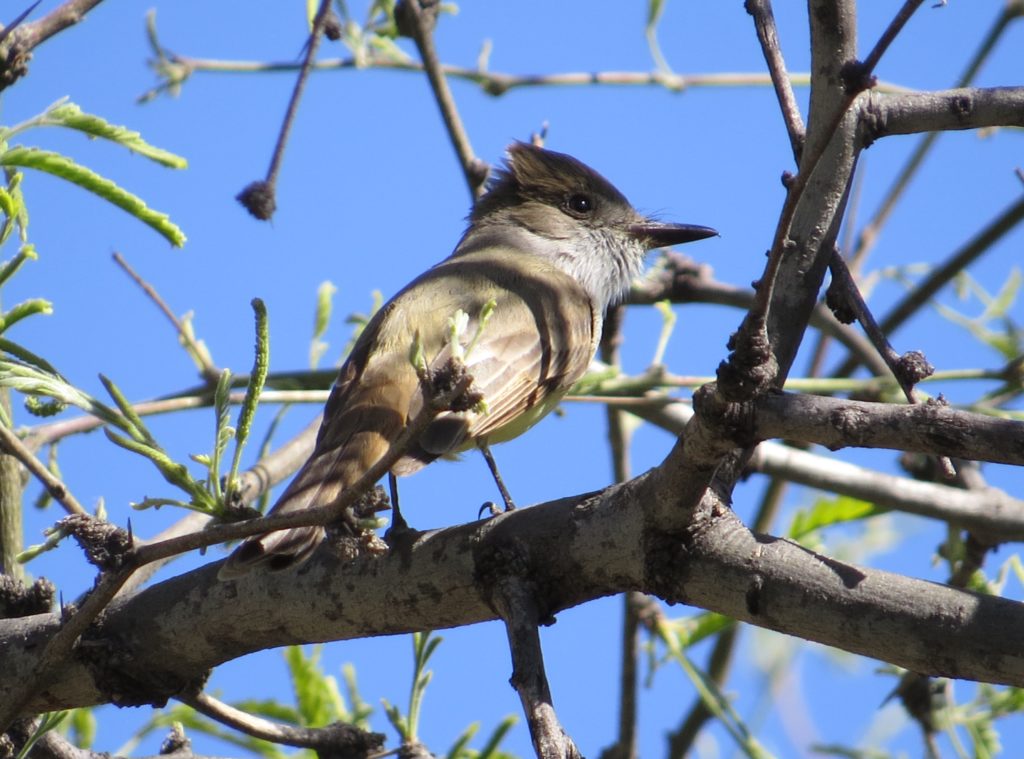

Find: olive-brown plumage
[219,143,715,578]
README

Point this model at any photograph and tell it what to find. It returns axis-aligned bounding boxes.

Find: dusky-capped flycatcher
[219,142,716,578]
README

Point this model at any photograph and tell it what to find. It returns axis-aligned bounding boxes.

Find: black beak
[629,220,718,249]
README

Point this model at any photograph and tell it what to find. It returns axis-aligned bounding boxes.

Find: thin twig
[236,0,334,220]
[0,422,86,516]
[150,50,904,100]
[861,0,926,75]
[401,0,487,199]
[745,0,806,161]
[182,690,383,752]
[266,0,331,192]
[0,0,105,91]
[834,192,1024,378]
[826,253,935,406]
[667,623,740,758]
[492,573,582,759]
[627,251,889,376]
[0,2,42,47]
[112,252,219,382]
[597,305,640,759]
[24,388,329,451]
[600,305,631,484]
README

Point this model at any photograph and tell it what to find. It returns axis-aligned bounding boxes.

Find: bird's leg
[387,471,408,531]
[478,441,516,512]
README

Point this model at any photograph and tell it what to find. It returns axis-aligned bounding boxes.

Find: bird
[218,142,716,578]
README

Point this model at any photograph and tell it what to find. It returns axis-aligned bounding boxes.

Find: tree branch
[490,572,582,759]
[634,400,1024,539]
[753,391,1024,466]
[859,86,1024,142]
[0,0,106,91]
[745,0,805,160]
[8,470,1024,717]
[236,0,335,220]
[0,420,86,516]
[181,690,384,754]
[400,0,487,199]
[833,192,1024,378]
[147,50,851,100]
[627,251,890,377]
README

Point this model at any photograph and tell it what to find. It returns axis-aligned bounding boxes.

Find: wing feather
[392,247,599,473]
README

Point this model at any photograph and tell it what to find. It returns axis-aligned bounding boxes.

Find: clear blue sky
[7,2,1024,756]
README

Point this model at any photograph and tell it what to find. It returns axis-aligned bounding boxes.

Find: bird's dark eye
[566,193,593,215]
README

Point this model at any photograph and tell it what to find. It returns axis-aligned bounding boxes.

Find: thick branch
[8,462,1024,716]
[634,400,1024,538]
[753,391,1024,466]
[670,507,1024,686]
[859,86,1024,143]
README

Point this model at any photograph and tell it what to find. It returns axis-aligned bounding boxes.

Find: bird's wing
[393,250,599,473]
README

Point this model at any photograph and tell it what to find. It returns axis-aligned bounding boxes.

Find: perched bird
[219,142,716,578]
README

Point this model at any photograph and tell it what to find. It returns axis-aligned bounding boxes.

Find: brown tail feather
[218,424,395,580]
[217,525,325,579]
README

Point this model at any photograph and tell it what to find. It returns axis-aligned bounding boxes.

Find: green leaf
[0,336,64,379]
[341,663,373,726]
[15,711,67,759]
[210,368,233,498]
[0,297,52,333]
[382,698,409,740]
[664,611,733,649]
[99,373,153,444]
[474,715,518,759]
[66,707,97,749]
[654,618,774,759]
[310,281,336,369]
[446,723,479,759]
[645,0,672,76]
[44,101,188,168]
[285,645,346,727]
[103,427,214,513]
[0,146,186,247]
[646,0,665,26]
[987,267,1022,320]
[788,494,885,542]
[0,186,17,246]
[227,299,269,500]
[0,245,37,290]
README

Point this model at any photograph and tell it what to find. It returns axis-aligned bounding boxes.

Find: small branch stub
[236,180,276,220]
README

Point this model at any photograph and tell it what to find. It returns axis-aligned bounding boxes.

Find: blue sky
[7,2,1024,757]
